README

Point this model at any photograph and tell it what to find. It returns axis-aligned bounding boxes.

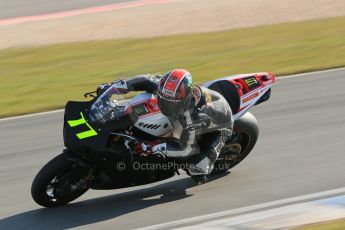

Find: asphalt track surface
[0,68,345,229]
[0,0,136,19]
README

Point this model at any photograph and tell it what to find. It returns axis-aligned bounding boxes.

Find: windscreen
[89,85,125,123]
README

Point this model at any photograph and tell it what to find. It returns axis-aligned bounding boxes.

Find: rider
[98,69,233,183]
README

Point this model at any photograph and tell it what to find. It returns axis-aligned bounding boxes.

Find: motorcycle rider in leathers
[98,69,233,183]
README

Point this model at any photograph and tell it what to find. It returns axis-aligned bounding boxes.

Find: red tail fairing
[204,72,276,119]
[229,72,276,97]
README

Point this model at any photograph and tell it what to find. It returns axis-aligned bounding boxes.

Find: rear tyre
[31,153,89,207]
[212,112,259,174]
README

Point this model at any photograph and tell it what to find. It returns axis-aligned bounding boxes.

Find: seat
[207,80,240,114]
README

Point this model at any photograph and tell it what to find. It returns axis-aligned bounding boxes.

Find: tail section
[204,72,276,119]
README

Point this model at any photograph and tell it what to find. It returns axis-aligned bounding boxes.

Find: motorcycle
[31,72,276,207]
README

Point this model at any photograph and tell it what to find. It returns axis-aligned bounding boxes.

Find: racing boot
[187,149,217,184]
[187,129,232,184]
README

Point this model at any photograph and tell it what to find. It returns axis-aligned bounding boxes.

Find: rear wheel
[212,112,259,174]
[31,153,90,207]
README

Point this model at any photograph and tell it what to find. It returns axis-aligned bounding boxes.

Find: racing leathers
[100,75,233,176]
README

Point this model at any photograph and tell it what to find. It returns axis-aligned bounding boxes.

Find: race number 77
[67,112,98,139]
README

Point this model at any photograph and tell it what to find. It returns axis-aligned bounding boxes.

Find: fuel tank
[126,92,173,137]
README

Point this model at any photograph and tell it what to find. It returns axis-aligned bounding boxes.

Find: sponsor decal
[242,92,259,103]
[245,78,258,87]
[244,77,260,90]
[162,89,174,96]
[133,104,149,116]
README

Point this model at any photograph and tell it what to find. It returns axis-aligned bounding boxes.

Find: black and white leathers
[109,75,234,175]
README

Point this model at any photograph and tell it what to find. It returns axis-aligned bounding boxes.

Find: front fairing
[63,100,138,155]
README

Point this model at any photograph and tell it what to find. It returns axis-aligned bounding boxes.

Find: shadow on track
[0,173,229,229]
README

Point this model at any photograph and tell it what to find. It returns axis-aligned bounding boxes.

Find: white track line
[137,187,345,230]
[0,109,64,122]
[172,198,345,230]
[278,66,345,80]
[1,67,344,122]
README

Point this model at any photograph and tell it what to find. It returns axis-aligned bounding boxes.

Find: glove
[96,83,110,95]
[135,141,167,157]
[135,141,153,156]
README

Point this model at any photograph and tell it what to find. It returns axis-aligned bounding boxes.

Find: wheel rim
[218,130,251,166]
[45,170,82,202]
[46,176,59,201]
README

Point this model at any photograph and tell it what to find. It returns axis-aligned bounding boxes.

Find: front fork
[60,149,94,191]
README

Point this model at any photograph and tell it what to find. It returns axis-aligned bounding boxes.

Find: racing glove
[96,83,110,95]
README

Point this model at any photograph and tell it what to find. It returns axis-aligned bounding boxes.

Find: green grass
[295,219,345,230]
[1,16,345,117]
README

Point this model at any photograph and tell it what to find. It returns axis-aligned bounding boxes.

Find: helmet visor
[157,93,184,117]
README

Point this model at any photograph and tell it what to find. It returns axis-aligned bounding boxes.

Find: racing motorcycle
[31,72,276,207]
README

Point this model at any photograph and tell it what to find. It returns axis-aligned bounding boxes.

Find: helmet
[157,69,193,118]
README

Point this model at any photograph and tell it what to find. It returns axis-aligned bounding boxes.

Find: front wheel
[212,112,259,174]
[31,153,90,207]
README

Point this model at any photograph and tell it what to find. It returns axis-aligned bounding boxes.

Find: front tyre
[31,153,89,207]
